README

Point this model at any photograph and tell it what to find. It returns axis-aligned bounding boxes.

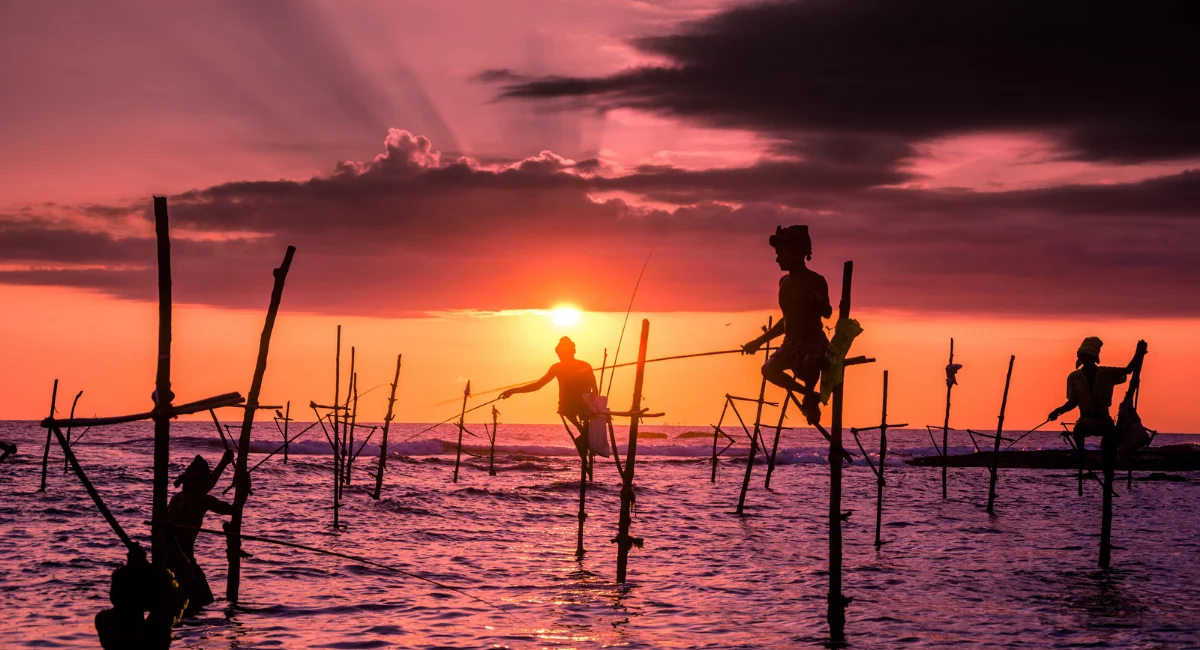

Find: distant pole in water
[764,390,792,490]
[942,338,955,499]
[710,399,730,483]
[827,260,854,648]
[63,390,82,473]
[39,379,59,492]
[227,244,294,604]
[453,381,470,483]
[986,355,1015,515]
[875,371,889,548]
[373,354,402,500]
[736,316,771,515]
[343,349,356,486]
[281,401,291,464]
[151,196,174,569]
[346,369,359,485]
[615,319,650,584]
[332,326,342,529]
[487,405,499,477]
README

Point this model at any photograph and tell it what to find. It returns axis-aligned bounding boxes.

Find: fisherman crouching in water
[95,546,186,650]
[500,336,598,458]
[166,449,249,614]
[1048,336,1148,458]
[742,225,832,424]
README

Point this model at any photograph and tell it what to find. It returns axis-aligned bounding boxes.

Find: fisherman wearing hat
[1049,336,1148,455]
[742,225,833,424]
[165,449,248,614]
[500,336,598,458]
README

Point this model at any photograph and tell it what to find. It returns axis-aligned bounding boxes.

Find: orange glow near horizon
[548,305,582,328]
[2,284,1197,434]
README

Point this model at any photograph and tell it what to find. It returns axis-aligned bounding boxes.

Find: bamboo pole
[615,319,650,584]
[282,401,291,464]
[373,354,402,500]
[333,327,342,527]
[827,260,853,647]
[342,349,356,486]
[764,391,792,490]
[986,355,1016,516]
[736,317,772,515]
[63,390,82,473]
[346,370,359,486]
[942,338,954,499]
[576,440,588,559]
[227,245,295,604]
[452,381,470,483]
[488,405,499,477]
[710,399,730,482]
[39,379,59,492]
[875,371,889,548]
[151,196,174,569]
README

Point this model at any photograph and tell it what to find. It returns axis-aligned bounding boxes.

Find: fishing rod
[168,523,524,624]
[1002,419,1052,452]
[605,240,658,398]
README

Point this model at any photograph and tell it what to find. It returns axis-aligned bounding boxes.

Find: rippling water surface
[2,420,1199,648]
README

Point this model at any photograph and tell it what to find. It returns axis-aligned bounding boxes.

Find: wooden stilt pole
[373,354,402,500]
[227,245,295,605]
[282,401,290,464]
[39,379,59,492]
[736,317,772,515]
[875,371,889,548]
[576,447,588,559]
[615,319,650,584]
[827,260,853,648]
[487,405,499,477]
[151,196,174,569]
[711,399,729,483]
[332,326,342,529]
[63,390,82,473]
[343,349,356,486]
[942,338,954,499]
[986,355,1015,515]
[764,390,792,490]
[452,381,470,483]
[346,370,359,485]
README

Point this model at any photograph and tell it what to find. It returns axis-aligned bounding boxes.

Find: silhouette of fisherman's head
[1077,336,1103,368]
[555,336,577,362]
[769,225,812,271]
[174,455,211,492]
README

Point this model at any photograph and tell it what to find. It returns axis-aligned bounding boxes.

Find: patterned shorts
[764,335,829,379]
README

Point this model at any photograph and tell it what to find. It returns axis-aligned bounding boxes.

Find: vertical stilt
[346,371,359,485]
[151,196,173,569]
[942,339,954,499]
[332,326,342,529]
[736,316,772,515]
[227,245,295,604]
[875,371,889,548]
[1077,433,1085,496]
[343,349,356,486]
[282,401,290,464]
[63,391,82,473]
[576,452,587,558]
[986,355,1016,515]
[1099,441,1116,568]
[764,391,792,490]
[827,261,853,648]
[710,399,729,483]
[373,354,402,500]
[452,381,469,483]
[615,319,650,584]
[487,405,499,477]
[39,380,59,492]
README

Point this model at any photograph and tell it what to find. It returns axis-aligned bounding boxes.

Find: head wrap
[1076,336,1103,366]
[768,225,813,260]
[555,336,575,356]
[174,454,211,489]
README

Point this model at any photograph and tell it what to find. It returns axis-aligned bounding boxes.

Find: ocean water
[2,419,1199,649]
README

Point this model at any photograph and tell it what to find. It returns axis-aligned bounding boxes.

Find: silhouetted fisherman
[742,225,832,424]
[95,547,185,650]
[1049,337,1148,457]
[166,450,248,614]
[500,336,598,457]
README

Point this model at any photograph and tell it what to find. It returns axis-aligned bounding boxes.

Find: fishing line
[169,523,525,624]
[1002,419,1052,452]
[605,240,659,398]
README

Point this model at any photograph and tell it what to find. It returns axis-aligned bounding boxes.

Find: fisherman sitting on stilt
[741,225,832,424]
[1048,337,1148,458]
[500,336,599,459]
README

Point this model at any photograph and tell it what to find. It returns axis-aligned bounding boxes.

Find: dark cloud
[1,130,1196,317]
[496,0,1200,163]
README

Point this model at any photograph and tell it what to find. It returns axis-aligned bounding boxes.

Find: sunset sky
[1,0,1196,431]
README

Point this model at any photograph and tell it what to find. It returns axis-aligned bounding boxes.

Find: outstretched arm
[1048,399,1077,421]
[743,318,786,354]
[1125,340,1149,372]
[500,368,555,399]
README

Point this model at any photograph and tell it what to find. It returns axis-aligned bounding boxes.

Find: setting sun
[549,305,582,328]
